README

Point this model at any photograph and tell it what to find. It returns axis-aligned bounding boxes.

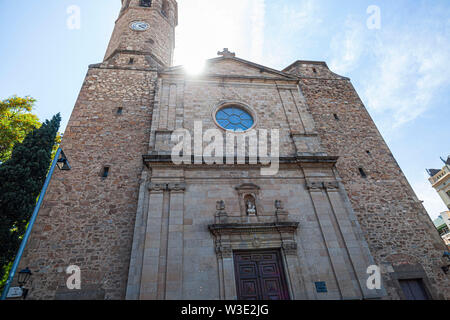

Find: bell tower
[105,0,178,68]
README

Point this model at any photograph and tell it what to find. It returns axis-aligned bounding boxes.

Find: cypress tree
[0,113,61,283]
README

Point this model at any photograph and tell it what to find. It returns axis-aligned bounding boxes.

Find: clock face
[130,21,150,31]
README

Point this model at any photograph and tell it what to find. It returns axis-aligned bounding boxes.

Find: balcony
[429,166,450,186]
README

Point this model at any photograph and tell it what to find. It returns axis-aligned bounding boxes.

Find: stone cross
[217,48,236,58]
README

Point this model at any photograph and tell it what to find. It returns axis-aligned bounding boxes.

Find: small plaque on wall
[315,281,328,293]
[6,287,23,299]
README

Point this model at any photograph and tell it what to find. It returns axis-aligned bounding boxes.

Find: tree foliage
[0,96,41,163]
[0,113,61,285]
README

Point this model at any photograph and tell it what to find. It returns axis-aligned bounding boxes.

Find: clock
[130,21,150,31]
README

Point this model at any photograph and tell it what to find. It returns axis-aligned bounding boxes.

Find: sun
[183,58,206,75]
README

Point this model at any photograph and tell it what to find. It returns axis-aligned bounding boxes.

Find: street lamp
[17,267,32,287]
[56,150,71,171]
[17,267,32,299]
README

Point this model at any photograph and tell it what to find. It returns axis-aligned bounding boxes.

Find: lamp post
[0,148,70,300]
[56,150,71,171]
[17,267,32,299]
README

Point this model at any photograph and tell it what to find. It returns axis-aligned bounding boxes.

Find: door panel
[234,250,290,300]
[399,279,430,300]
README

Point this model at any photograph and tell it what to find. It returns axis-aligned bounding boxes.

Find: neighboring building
[13,0,449,300]
[427,156,450,210]
[433,212,450,246]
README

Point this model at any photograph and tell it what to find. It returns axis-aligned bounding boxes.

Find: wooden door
[399,279,430,300]
[234,250,290,300]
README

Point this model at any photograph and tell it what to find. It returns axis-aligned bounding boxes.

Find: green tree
[0,96,41,163]
[0,114,61,288]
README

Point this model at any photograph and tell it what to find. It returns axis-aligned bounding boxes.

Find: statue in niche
[245,195,257,216]
[275,200,284,210]
[216,200,226,211]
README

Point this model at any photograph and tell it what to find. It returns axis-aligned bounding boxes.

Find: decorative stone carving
[275,200,284,210]
[306,181,339,191]
[275,200,289,222]
[282,242,298,255]
[148,182,187,193]
[236,183,261,218]
[252,235,261,248]
[148,183,167,192]
[168,182,186,193]
[324,181,339,191]
[215,244,232,258]
[215,200,228,224]
[217,48,236,58]
[209,222,299,258]
[216,200,225,211]
[245,196,257,216]
[306,181,324,190]
[235,183,261,192]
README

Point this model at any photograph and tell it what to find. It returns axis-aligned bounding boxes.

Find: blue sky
[0,0,449,219]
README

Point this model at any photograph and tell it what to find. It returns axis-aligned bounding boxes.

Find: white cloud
[263,0,322,68]
[280,0,321,33]
[174,0,265,69]
[329,16,367,74]
[249,0,265,63]
[364,32,450,130]
[328,13,450,132]
[327,11,450,221]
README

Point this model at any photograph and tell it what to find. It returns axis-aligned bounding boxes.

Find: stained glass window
[215,106,254,131]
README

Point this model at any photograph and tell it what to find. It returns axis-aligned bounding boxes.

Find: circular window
[215,106,255,132]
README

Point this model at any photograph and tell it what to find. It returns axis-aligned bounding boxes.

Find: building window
[398,279,430,300]
[102,167,110,179]
[161,0,169,17]
[215,105,255,132]
[128,58,134,65]
[140,0,152,7]
[359,168,367,178]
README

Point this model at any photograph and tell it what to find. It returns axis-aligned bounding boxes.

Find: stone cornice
[143,154,339,167]
[208,222,299,236]
[103,49,166,68]
[147,182,186,193]
[158,72,300,84]
[306,180,340,191]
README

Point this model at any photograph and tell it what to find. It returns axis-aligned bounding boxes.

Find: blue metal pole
[1,147,62,300]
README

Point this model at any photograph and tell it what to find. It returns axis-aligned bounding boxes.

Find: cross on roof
[217,48,236,58]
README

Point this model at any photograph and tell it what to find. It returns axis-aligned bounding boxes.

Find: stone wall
[17,63,157,300]
[129,163,381,300]
[105,0,177,67]
[284,61,450,299]
[127,58,384,300]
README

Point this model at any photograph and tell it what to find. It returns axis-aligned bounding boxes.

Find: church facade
[16,0,449,300]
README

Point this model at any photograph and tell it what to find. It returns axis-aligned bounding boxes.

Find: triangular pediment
[162,56,298,80]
